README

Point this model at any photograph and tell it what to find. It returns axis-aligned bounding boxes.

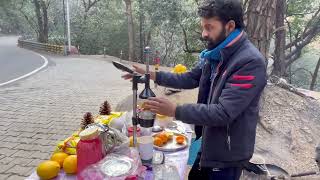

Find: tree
[137,0,145,62]
[285,7,320,66]
[33,0,50,43]
[273,0,286,76]
[245,0,277,59]
[124,0,136,62]
[74,0,102,48]
[272,0,320,77]
[310,57,320,90]
[0,3,22,34]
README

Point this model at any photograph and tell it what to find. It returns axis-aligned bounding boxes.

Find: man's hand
[144,97,177,117]
[122,64,156,81]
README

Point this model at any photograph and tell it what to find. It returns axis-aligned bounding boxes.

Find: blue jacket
[155,33,267,168]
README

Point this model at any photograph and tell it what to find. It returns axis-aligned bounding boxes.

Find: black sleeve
[155,64,202,89]
[175,59,267,126]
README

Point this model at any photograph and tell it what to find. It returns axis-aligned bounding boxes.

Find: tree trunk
[273,0,286,77]
[310,57,320,91]
[33,0,48,43]
[245,0,277,59]
[124,0,135,62]
[33,0,45,42]
[40,0,48,43]
[138,0,144,62]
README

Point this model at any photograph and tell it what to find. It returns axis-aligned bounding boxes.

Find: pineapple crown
[99,100,112,115]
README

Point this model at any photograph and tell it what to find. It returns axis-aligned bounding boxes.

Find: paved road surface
[0,36,45,85]
[0,44,132,179]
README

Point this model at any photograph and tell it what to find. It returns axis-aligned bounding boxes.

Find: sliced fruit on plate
[165,132,174,140]
[157,133,168,143]
[154,137,164,147]
[175,135,185,144]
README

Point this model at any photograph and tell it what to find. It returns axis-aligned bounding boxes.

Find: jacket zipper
[208,60,224,104]
[200,57,224,167]
[207,55,232,152]
[227,125,231,151]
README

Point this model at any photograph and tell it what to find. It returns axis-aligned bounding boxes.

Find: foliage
[0,0,319,90]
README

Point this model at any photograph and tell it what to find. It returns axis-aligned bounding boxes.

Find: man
[123,0,267,179]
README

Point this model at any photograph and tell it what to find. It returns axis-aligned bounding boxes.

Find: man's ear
[226,20,236,34]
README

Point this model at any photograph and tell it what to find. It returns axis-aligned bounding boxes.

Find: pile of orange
[36,152,77,179]
[153,132,173,147]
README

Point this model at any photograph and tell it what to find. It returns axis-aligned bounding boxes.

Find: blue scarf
[198,29,242,79]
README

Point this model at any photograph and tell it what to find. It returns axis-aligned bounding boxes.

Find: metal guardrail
[18,39,64,54]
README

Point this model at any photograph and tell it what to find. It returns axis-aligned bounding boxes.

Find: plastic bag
[95,112,124,126]
[153,164,180,180]
[79,148,145,180]
[110,128,130,154]
[54,131,80,155]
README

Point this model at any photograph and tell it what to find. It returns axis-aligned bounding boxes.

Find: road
[0,40,132,179]
[0,36,46,85]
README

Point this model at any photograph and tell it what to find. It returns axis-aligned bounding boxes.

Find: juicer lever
[112,61,135,74]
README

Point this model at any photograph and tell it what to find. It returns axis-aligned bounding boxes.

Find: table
[26,121,193,180]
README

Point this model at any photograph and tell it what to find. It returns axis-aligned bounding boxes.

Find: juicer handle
[112,61,135,74]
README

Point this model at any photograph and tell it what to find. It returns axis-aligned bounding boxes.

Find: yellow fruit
[157,133,168,143]
[153,137,164,147]
[51,152,69,168]
[129,136,133,147]
[181,66,187,73]
[173,64,187,74]
[156,114,167,119]
[37,161,60,180]
[63,155,77,174]
[129,136,139,147]
[176,135,185,144]
[165,132,174,140]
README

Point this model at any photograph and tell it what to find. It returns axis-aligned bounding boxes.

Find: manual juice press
[112,46,156,147]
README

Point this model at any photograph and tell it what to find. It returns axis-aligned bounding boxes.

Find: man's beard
[205,28,227,50]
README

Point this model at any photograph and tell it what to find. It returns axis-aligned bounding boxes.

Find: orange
[157,133,169,143]
[176,136,185,144]
[36,161,60,180]
[51,152,69,168]
[154,137,164,147]
[63,155,77,174]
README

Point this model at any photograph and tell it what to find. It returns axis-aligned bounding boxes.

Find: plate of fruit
[153,132,188,152]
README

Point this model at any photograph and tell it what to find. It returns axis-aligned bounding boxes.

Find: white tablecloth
[27,121,193,180]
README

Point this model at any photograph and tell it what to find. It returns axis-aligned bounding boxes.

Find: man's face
[200,17,231,50]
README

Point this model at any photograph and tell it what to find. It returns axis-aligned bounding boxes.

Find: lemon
[51,152,69,168]
[37,161,60,180]
[173,64,187,74]
[181,65,187,73]
[63,155,77,174]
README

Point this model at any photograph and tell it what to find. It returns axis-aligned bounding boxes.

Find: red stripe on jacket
[230,83,253,89]
[232,75,255,81]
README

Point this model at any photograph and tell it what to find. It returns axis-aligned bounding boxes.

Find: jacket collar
[220,31,248,62]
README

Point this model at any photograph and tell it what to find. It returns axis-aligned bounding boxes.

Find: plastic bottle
[77,127,104,179]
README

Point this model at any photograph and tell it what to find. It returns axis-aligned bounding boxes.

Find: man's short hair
[198,0,245,29]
